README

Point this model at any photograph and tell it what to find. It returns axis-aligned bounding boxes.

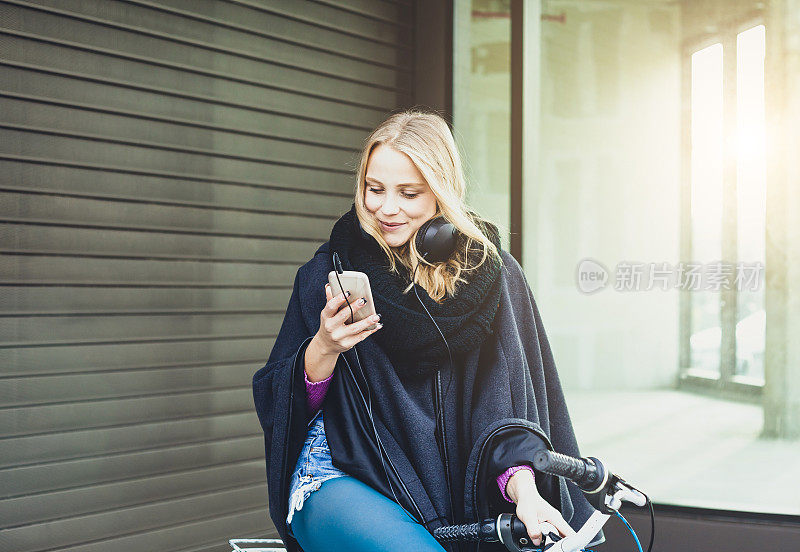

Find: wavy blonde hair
[353,108,502,303]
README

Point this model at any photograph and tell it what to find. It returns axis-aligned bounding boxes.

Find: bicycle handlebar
[433,513,562,552]
[533,450,606,493]
[433,450,649,551]
[534,449,646,509]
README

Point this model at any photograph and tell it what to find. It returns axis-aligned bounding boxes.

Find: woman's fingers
[331,295,370,325]
[513,479,576,546]
[514,505,542,545]
[538,521,560,539]
[537,509,576,540]
[547,515,576,538]
[321,284,382,351]
[339,316,383,348]
[519,514,542,545]
[348,314,382,335]
[517,502,576,546]
[323,289,350,317]
[331,308,379,342]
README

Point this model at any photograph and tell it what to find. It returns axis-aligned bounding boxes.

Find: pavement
[564,389,800,515]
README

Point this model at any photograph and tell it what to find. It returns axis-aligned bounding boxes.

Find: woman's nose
[380,194,400,215]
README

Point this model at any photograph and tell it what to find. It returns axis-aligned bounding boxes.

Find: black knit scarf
[328,204,504,380]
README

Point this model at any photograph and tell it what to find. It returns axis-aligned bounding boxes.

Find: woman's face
[364,143,438,248]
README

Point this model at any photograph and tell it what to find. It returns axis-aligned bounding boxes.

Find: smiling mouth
[379,221,406,232]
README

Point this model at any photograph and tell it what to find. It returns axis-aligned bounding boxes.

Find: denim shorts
[286,409,349,534]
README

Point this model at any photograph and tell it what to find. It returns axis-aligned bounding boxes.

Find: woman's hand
[305,284,382,382]
[506,469,577,546]
[315,283,383,356]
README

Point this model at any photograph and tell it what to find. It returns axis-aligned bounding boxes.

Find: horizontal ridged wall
[0,0,414,550]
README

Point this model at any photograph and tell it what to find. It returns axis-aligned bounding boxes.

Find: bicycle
[230,449,654,552]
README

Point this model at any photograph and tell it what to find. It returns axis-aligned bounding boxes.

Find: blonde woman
[253,109,602,552]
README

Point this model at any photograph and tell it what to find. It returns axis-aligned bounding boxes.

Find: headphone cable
[411,256,456,399]
[331,252,419,525]
[412,256,456,527]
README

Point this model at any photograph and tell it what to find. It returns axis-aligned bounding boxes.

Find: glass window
[453,0,512,252]
[518,1,799,517]
[689,43,723,378]
[735,25,766,383]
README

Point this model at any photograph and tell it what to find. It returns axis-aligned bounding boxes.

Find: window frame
[678,16,766,402]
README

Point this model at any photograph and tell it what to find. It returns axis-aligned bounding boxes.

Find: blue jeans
[287,410,446,552]
[290,476,447,552]
[286,409,349,531]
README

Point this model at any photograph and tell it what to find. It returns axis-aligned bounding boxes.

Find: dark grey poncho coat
[252,241,603,552]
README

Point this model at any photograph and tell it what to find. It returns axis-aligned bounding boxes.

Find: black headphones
[415,216,458,263]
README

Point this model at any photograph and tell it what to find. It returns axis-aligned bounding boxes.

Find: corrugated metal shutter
[0,0,414,550]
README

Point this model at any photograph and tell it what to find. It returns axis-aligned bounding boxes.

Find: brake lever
[541,521,568,551]
[512,521,563,551]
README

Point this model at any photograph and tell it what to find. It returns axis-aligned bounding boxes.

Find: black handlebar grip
[434,519,498,543]
[533,450,601,490]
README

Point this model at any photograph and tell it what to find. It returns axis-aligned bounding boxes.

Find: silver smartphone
[328,270,379,331]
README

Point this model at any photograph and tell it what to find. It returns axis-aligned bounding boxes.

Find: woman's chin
[383,233,409,248]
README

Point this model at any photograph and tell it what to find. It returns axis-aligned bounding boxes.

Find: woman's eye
[402,193,418,199]
[368,187,383,194]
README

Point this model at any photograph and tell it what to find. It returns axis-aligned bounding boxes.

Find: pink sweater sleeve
[305,368,333,412]
[497,465,535,503]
